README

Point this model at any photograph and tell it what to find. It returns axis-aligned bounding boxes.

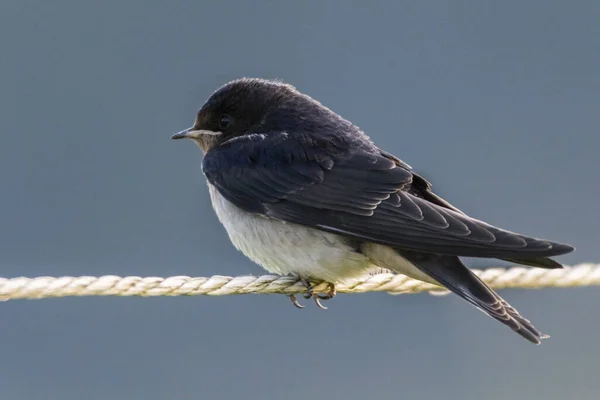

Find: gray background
[1,1,598,399]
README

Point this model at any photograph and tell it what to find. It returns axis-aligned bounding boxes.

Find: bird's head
[171,78,300,152]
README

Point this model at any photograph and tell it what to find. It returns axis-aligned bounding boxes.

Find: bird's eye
[218,114,232,130]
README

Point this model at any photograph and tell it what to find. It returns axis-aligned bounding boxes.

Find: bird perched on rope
[172,78,574,344]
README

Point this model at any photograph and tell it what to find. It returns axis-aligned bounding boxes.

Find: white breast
[207,184,377,282]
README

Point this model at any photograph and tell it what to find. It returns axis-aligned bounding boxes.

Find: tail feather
[501,256,563,269]
[398,250,547,344]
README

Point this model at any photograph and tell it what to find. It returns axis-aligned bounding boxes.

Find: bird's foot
[311,283,336,310]
[288,279,336,310]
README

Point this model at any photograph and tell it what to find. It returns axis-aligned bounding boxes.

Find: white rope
[0,263,597,301]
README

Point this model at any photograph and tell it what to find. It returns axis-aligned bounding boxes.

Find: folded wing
[203,132,573,260]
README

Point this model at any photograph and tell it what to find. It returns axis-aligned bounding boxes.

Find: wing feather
[203,132,574,258]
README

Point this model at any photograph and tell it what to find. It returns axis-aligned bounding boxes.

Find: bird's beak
[171,128,222,140]
[171,128,193,140]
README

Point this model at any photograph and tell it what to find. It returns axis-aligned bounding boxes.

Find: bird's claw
[313,284,336,309]
[289,294,305,309]
[289,279,336,310]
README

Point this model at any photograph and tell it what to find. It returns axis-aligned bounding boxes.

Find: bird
[171,77,574,344]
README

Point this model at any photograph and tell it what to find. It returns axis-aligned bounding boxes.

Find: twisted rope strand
[0,263,597,301]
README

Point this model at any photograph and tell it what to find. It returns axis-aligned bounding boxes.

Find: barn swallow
[172,78,574,344]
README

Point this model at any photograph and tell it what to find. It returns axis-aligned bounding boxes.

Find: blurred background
[1,1,598,399]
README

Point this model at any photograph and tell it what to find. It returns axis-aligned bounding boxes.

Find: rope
[0,263,597,301]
